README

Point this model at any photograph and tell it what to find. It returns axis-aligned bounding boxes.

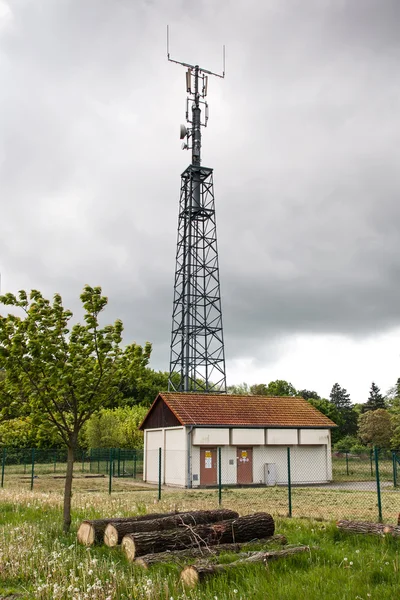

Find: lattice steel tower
[167,31,227,393]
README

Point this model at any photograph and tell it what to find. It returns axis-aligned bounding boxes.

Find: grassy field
[1,483,400,599]
[332,455,395,482]
[1,469,399,523]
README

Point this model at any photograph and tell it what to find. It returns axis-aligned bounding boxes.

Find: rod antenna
[166,25,225,164]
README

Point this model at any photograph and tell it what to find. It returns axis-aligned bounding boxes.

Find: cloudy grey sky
[1,0,400,403]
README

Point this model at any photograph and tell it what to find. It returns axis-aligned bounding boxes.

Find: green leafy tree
[249,383,269,396]
[358,409,393,449]
[120,369,174,406]
[227,382,251,395]
[263,380,297,397]
[383,378,400,413]
[298,389,320,401]
[0,414,60,448]
[390,413,400,450]
[362,382,386,412]
[83,405,147,449]
[333,435,368,454]
[0,286,151,531]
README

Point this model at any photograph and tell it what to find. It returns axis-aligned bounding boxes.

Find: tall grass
[1,488,400,599]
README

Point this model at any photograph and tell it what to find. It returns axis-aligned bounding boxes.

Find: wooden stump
[134,535,288,568]
[77,511,178,545]
[104,509,239,547]
[122,512,275,560]
[180,546,312,588]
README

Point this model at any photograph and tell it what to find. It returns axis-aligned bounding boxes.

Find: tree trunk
[134,535,288,568]
[63,444,75,533]
[122,512,275,560]
[180,546,312,588]
[77,511,179,545]
[337,520,400,537]
[104,509,239,547]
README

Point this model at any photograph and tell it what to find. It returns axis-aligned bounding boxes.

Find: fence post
[374,446,382,522]
[218,447,222,506]
[287,447,292,517]
[89,448,92,474]
[392,452,397,488]
[133,450,137,479]
[158,447,162,501]
[345,451,349,476]
[108,448,113,495]
[1,448,6,488]
[30,448,35,491]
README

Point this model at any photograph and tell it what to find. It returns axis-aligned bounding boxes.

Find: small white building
[140,393,336,487]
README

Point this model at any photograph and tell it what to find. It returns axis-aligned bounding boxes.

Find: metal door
[200,447,217,485]
[237,447,253,484]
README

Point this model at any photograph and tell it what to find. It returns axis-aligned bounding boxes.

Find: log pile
[77,509,313,587]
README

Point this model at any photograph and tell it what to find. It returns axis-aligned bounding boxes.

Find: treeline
[0,368,173,450]
[228,379,400,451]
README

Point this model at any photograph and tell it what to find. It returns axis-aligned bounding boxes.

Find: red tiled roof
[142,393,336,428]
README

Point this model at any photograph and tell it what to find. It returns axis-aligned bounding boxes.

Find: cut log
[77,512,179,546]
[134,534,288,568]
[104,509,239,547]
[122,512,275,560]
[180,546,312,588]
[337,520,400,538]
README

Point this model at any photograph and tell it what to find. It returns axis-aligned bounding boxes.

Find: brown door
[237,447,253,484]
[200,447,217,485]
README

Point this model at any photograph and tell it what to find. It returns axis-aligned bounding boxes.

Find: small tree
[358,409,393,449]
[0,286,151,531]
[362,382,386,412]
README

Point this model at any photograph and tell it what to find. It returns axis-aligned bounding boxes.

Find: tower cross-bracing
[167,35,227,393]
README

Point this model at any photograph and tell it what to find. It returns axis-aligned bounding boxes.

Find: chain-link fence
[0,447,144,492]
[1,446,399,523]
[154,446,400,523]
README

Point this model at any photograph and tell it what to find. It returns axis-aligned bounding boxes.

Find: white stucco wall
[299,429,330,445]
[266,429,298,445]
[231,428,265,445]
[144,429,164,484]
[221,445,237,484]
[164,427,187,486]
[144,426,333,487]
[192,428,230,446]
[291,445,329,483]
[253,446,288,484]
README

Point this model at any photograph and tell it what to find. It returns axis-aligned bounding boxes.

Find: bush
[82,405,147,449]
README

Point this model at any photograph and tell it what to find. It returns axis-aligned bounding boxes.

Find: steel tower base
[168,164,226,393]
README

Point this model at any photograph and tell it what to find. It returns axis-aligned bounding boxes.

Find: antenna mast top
[167,25,225,166]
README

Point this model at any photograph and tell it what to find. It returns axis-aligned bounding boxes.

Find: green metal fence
[0,447,144,492]
[1,446,399,523]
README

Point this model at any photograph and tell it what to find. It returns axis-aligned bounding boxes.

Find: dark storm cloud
[1,0,400,374]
